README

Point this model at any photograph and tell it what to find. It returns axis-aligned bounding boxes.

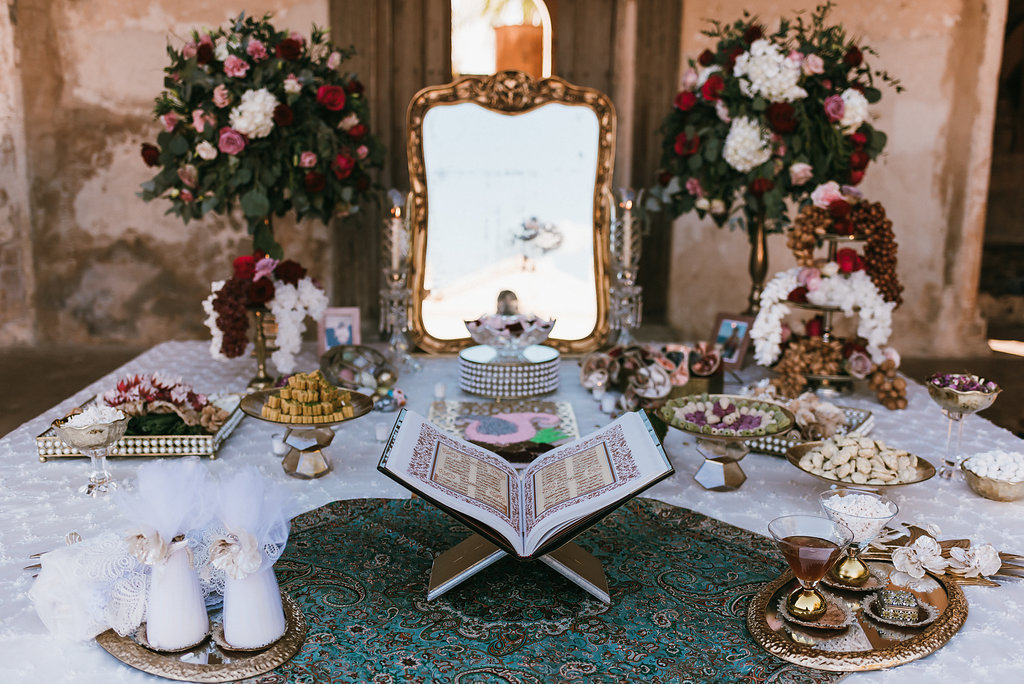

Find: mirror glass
[419,102,601,342]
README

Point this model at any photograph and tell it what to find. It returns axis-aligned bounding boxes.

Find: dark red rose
[822,79,833,91]
[233,255,256,280]
[332,152,356,179]
[657,170,673,186]
[849,149,870,171]
[766,102,797,133]
[805,316,824,338]
[274,259,307,286]
[787,286,809,303]
[348,123,368,140]
[842,340,867,358]
[828,199,851,218]
[674,132,700,156]
[849,131,868,148]
[141,143,160,167]
[273,103,294,127]
[836,247,865,274]
[196,42,214,65]
[247,277,276,305]
[727,46,744,72]
[316,84,347,111]
[304,170,326,193]
[674,90,698,111]
[701,73,725,101]
[356,175,370,192]
[832,218,855,236]
[743,24,764,44]
[844,46,863,67]
[345,79,364,95]
[698,49,715,67]
[276,38,303,61]
[849,169,865,185]
[750,178,775,195]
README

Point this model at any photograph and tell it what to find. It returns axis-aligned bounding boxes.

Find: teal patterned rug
[251,498,842,683]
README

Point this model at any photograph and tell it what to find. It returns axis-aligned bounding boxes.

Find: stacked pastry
[261,371,354,424]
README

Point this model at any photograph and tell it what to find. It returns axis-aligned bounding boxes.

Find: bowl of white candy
[961,450,1024,502]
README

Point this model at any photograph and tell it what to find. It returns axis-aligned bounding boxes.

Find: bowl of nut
[787,435,935,488]
[961,450,1024,502]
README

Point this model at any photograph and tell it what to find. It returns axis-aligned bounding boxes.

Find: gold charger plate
[747,565,967,672]
[240,389,373,428]
[96,592,306,683]
[786,442,936,488]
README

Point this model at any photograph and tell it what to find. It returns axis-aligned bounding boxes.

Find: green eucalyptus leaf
[240,189,270,217]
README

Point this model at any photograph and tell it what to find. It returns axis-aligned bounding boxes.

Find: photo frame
[318,307,361,355]
[710,312,754,369]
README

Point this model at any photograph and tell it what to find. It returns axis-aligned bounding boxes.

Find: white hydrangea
[722,117,772,172]
[733,39,807,103]
[229,88,278,139]
[806,269,894,361]
[839,88,869,133]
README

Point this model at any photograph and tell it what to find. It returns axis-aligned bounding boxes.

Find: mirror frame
[406,70,616,354]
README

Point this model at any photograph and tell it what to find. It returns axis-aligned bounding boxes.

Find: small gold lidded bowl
[961,458,1024,502]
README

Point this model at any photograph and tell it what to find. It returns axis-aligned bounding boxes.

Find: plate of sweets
[659,394,794,440]
[240,370,373,427]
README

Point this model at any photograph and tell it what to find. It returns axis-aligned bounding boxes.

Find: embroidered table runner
[250,497,840,683]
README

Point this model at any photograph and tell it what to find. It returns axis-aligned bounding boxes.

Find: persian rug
[251,497,842,683]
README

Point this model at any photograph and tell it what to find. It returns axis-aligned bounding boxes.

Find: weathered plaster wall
[668,0,1008,356]
[5,0,329,345]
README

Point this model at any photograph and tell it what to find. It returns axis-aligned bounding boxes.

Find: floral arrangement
[103,373,229,435]
[139,13,383,257]
[650,3,901,232]
[202,254,327,373]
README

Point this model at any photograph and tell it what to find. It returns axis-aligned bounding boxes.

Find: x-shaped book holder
[427,533,610,603]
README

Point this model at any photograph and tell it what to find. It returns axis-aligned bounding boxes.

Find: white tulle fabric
[2,341,1023,682]
[211,467,292,579]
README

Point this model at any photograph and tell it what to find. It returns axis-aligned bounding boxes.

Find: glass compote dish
[926,373,1001,479]
[51,407,129,497]
[818,489,898,587]
[465,313,555,362]
[768,515,852,621]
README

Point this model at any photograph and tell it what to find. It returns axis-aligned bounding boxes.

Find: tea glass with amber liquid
[768,515,852,621]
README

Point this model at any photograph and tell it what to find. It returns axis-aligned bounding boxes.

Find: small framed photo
[318,307,361,355]
[711,312,754,369]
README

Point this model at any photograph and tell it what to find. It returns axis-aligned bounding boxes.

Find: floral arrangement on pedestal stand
[751,182,906,409]
[650,2,900,313]
[202,254,327,389]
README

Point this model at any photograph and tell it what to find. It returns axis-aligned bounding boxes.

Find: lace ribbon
[209,529,263,580]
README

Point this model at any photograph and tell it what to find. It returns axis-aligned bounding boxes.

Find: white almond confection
[822,493,896,542]
[802,436,917,484]
[64,405,126,428]
[964,450,1024,483]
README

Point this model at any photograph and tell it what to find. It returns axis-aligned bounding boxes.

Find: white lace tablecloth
[0,340,1021,682]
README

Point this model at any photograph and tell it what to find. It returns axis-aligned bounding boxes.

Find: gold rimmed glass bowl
[818,489,898,586]
[767,515,852,621]
[51,412,129,497]
[926,373,1001,479]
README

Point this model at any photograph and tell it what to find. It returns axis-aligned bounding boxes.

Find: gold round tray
[786,442,936,488]
[660,394,796,442]
[747,566,967,672]
[240,389,373,428]
[95,592,306,683]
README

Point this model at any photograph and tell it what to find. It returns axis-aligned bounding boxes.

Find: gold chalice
[768,515,852,620]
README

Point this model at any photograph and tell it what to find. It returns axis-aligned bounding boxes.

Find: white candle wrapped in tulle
[117,458,214,651]
[211,467,292,649]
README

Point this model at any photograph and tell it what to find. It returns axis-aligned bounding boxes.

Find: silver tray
[745,406,874,457]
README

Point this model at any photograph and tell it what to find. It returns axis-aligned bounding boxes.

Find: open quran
[378,409,674,559]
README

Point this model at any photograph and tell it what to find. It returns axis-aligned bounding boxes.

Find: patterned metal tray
[745,406,873,457]
[36,394,243,462]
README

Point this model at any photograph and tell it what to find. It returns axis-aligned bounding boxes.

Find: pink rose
[685,177,703,197]
[299,151,318,168]
[681,67,698,90]
[824,94,845,122]
[191,109,215,133]
[789,162,814,186]
[182,41,197,59]
[213,84,232,108]
[223,56,250,78]
[802,53,824,75]
[811,181,844,209]
[788,49,804,64]
[246,39,268,61]
[254,256,279,281]
[217,127,247,155]
[160,112,179,132]
[797,266,822,292]
[845,351,873,379]
[177,164,198,188]
[356,145,369,160]
[327,51,342,69]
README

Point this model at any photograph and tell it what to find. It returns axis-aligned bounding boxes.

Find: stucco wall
[5,0,330,345]
[668,0,1007,356]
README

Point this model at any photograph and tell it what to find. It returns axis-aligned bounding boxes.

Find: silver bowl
[926,379,1000,415]
[962,461,1024,502]
[52,414,130,451]
[465,314,555,361]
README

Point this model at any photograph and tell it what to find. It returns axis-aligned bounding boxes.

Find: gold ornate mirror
[406,71,615,354]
